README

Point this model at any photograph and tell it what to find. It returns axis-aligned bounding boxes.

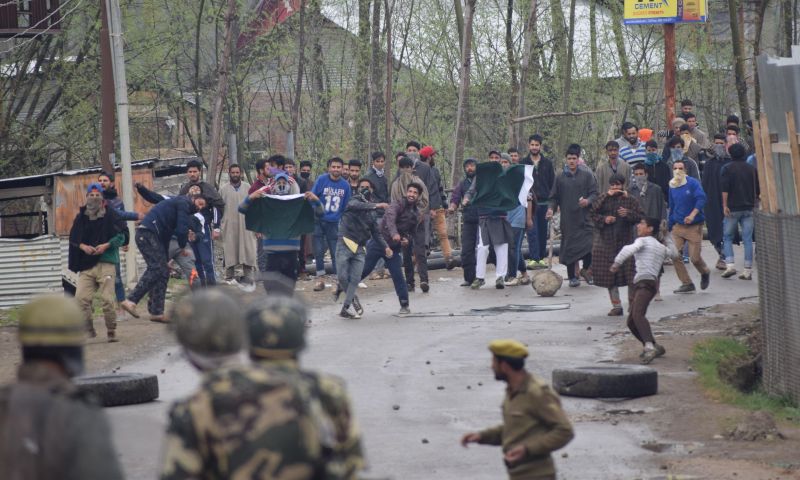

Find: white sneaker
[738,269,752,280]
[721,265,737,278]
[504,277,520,286]
[358,282,368,289]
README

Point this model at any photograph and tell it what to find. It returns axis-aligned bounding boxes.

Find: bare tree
[516,0,539,150]
[291,1,307,138]
[354,0,371,159]
[369,0,384,153]
[504,0,519,147]
[555,0,576,156]
[207,0,237,186]
[451,0,477,186]
[728,0,751,122]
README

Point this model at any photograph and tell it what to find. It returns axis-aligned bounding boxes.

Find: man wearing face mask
[297,160,314,280]
[677,124,704,165]
[685,113,709,149]
[665,137,700,180]
[643,140,671,203]
[69,183,126,341]
[333,178,390,318]
[668,160,710,294]
[702,134,732,271]
[449,158,480,286]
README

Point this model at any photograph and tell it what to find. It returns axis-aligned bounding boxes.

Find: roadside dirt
[610,300,800,480]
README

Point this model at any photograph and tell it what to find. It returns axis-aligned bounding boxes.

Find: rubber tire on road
[551,365,657,398]
[74,373,159,407]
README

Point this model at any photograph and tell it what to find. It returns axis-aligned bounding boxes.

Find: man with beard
[391,156,430,292]
[617,122,648,168]
[69,183,126,340]
[311,157,351,291]
[363,152,390,280]
[643,139,671,203]
[595,141,630,192]
[521,134,554,268]
[120,193,207,322]
[590,174,643,316]
[347,159,362,190]
[179,160,225,286]
[333,178,390,318]
[97,172,143,306]
[360,183,424,315]
[547,144,599,287]
[449,158,479,287]
[219,164,257,287]
[461,340,574,480]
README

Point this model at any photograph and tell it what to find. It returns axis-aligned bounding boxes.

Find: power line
[0,0,84,56]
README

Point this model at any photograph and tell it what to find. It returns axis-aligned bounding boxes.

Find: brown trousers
[431,208,452,258]
[671,223,710,285]
[76,261,117,334]
[627,279,657,345]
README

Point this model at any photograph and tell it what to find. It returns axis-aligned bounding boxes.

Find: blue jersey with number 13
[311,174,351,223]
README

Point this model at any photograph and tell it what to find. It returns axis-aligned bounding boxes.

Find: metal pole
[105,0,137,286]
[99,0,115,174]
[664,23,676,127]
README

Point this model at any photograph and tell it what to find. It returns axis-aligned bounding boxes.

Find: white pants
[476,226,508,280]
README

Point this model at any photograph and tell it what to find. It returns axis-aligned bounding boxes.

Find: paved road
[107,245,757,479]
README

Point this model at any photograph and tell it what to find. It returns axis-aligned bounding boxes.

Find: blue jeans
[508,227,526,278]
[723,210,754,268]
[314,220,339,275]
[527,203,549,261]
[361,240,408,306]
[114,262,125,302]
[335,241,365,308]
[192,225,216,286]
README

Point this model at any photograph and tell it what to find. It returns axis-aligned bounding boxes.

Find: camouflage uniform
[160,364,325,480]
[0,296,124,480]
[160,289,325,480]
[247,297,365,480]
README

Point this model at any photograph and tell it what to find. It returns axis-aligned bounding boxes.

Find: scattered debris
[392,405,400,411]
[437,386,445,390]
[470,303,571,313]
[421,438,429,444]
[726,411,785,441]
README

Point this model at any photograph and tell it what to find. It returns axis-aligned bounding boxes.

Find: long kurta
[549,168,598,265]
[590,192,643,288]
[701,155,731,249]
[220,182,257,268]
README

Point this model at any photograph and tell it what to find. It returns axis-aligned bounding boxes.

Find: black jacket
[139,196,195,250]
[522,154,555,202]
[722,160,759,211]
[135,184,204,239]
[380,199,420,245]
[364,167,390,205]
[68,207,125,273]
[337,194,388,249]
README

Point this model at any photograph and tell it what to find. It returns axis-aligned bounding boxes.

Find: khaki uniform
[0,362,124,480]
[160,364,324,480]
[256,360,365,480]
[478,373,574,480]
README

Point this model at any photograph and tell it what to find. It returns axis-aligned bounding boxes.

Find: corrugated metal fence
[0,236,62,308]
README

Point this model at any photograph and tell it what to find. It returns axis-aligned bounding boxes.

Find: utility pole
[105,0,137,285]
[99,0,115,174]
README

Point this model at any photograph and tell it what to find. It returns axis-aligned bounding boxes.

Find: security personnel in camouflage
[246,295,365,480]
[0,296,124,480]
[160,289,325,480]
[461,339,574,480]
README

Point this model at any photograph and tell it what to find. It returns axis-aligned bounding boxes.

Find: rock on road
[106,246,758,479]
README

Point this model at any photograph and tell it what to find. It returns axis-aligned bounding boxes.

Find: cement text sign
[624,0,707,25]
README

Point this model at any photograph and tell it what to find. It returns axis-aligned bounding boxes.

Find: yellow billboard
[624,0,707,25]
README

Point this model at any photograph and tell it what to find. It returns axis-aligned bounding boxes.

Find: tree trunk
[291,0,306,138]
[384,0,394,167]
[610,0,633,122]
[354,0,371,159]
[753,0,769,119]
[451,0,476,186]
[550,0,567,83]
[589,0,598,81]
[517,0,539,149]
[728,0,751,122]
[555,0,576,158]
[369,0,384,154]
[194,0,206,159]
[309,0,331,161]
[505,0,519,147]
[207,0,237,187]
[454,0,465,53]
[782,0,792,56]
